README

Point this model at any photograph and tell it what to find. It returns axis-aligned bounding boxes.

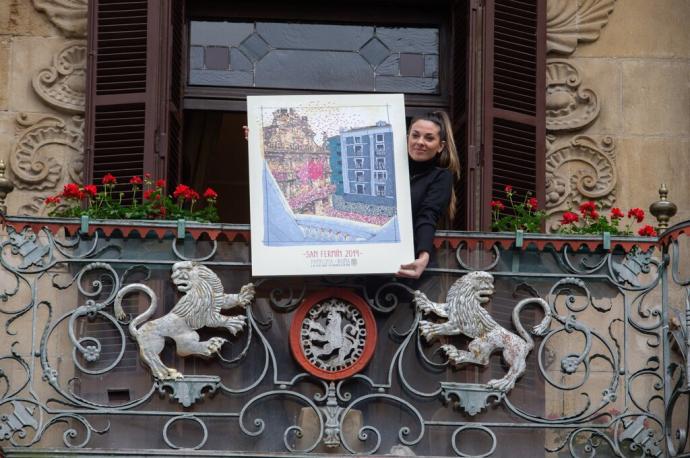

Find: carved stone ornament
[546,59,600,132]
[33,0,88,38]
[547,0,616,55]
[10,114,84,191]
[545,135,617,220]
[33,43,86,114]
[415,271,552,393]
[289,289,377,380]
[113,261,255,380]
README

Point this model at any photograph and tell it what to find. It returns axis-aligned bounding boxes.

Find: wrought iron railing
[0,215,688,457]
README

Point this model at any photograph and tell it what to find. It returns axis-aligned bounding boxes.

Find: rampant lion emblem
[414,271,552,392]
[114,261,254,380]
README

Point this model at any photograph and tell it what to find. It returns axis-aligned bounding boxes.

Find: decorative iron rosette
[289,288,377,380]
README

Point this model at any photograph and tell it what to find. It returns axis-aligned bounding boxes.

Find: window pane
[189,21,440,94]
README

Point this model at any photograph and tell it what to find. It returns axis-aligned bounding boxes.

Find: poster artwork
[247,94,414,276]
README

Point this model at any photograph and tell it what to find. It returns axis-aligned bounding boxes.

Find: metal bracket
[177,218,186,239]
[80,215,90,234]
[602,231,611,251]
[514,230,524,249]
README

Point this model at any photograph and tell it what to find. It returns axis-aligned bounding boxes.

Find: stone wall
[545,0,690,230]
[0,0,87,216]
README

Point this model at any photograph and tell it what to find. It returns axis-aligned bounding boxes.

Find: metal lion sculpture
[414,271,551,392]
[114,261,254,380]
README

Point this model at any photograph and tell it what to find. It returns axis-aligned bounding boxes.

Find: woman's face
[407,120,445,162]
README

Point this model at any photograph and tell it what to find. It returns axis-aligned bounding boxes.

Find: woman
[397,111,460,279]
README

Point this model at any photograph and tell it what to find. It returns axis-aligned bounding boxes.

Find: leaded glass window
[189,21,440,94]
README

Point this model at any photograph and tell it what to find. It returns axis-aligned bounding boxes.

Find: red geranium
[490,200,505,211]
[62,183,81,199]
[578,201,597,218]
[504,185,513,193]
[82,184,97,198]
[45,195,61,205]
[637,225,657,237]
[173,184,190,199]
[144,172,152,179]
[560,211,579,225]
[628,208,645,223]
[527,197,538,210]
[185,189,200,201]
[102,173,117,185]
[143,189,156,200]
[129,176,142,185]
[203,188,218,199]
[610,207,624,219]
[156,179,166,188]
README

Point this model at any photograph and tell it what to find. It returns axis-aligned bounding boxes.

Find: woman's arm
[397,169,453,279]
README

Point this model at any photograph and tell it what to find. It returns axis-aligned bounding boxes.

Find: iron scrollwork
[0,221,678,456]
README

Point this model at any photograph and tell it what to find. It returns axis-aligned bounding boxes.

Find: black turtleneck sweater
[408,157,452,262]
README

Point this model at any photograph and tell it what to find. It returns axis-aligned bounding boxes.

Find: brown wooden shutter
[85,0,183,196]
[480,0,546,230]
[450,0,477,230]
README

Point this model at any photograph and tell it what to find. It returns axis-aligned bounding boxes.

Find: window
[354,145,363,155]
[375,157,385,169]
[355,171,365,182]
[356,183,365,194]
[354,158,364,168]
[374,171,386,181]
[376,184,386,196]
[376,134,384,142]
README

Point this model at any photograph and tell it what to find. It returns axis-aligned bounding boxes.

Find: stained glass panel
[189,21,439,94]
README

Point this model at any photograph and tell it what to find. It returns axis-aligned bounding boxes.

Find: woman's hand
[397,251,430,279]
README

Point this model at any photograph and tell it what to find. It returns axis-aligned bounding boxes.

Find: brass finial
[649,183,677,230]
[0,160,14,215]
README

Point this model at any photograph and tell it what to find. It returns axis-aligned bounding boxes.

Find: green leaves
[491,187,546,233]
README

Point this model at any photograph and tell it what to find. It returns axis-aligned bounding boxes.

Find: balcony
[0,214,688,457]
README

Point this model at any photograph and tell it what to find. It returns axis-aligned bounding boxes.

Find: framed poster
[247,94,414,276]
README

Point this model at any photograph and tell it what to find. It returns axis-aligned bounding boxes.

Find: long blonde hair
[409,111,460,221]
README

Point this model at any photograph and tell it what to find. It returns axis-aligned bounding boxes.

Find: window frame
[183,0,452,115]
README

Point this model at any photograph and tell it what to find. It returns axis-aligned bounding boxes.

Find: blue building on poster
[327,121,396,207]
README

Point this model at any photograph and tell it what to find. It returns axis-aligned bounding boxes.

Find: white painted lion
[414,271,551,392]
[114,261,254,380]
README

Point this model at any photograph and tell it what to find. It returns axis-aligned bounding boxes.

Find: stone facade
[0,0,87,217]
[545,0,690,229]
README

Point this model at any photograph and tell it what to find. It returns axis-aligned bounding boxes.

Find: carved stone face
[171,261,194,292]
[469,271,494,303]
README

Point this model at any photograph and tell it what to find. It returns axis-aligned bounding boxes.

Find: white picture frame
[247,94,414,276]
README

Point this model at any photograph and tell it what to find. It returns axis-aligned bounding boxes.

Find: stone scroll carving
[544,0,618,230]
[545,135,617,221]
[33,43,86,114]
[547,0,616,55]
[546,60,599,132]
[414,271,552,393]
[33,0,88,38]
[10,114,84,191]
